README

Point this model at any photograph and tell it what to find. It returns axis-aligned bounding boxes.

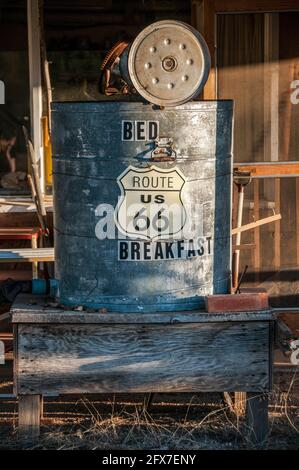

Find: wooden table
[11,294,276,443]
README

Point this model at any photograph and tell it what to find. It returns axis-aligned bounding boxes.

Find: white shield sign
[115,166,186,240]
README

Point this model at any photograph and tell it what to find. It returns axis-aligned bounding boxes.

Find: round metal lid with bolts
[100,20,211,107]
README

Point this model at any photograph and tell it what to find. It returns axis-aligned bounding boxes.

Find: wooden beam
[274,178,281,268]
[0,248,54,263]
[0,199,34,207]
[0,227,40,237]
[232,214,281,235]
[214,0,299,12]
[192,0,216,99]
[234,391,247,417]
[233,244,255,250]
[27,0,44,193]
[11,294,275,324]
[232,184,239,231]
[296,179,299,266]
[234,162,299,177]
[191,0,204,32]
[253,180,261,270]
[19,394,42,440]
[264,13,279,163]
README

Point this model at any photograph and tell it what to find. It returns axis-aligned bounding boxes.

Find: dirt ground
[0,369,298,450]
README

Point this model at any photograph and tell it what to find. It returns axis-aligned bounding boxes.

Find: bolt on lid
[128,20,211,107]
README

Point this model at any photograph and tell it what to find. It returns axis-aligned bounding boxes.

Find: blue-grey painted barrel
[51,101,233,312]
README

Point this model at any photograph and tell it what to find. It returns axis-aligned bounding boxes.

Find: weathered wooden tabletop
[11,294,276,324]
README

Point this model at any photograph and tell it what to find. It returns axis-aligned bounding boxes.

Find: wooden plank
[232,213,281,235]
[0,248,54,263]
[214,0,299,12]
[232,244,255,250]
[0,227,40,235]
[232,184,239,233]
[192,0,216,99]
[296,178,299,266]
[263,13,279,204]
[0,196,52,206]
[0,332,13,340]
[191,0,204,32]
[253,180,261,270]
[11,295,276,324]
[12,310,275,324]
[264,13,279,164]
[16,322,270,394]
[0,199,35,207]
[246,392,269,444]
[234,391,247,417]
[27,0,44,193]
[274,178,281,268]
[234,162,299,177]
[18,394,42,439]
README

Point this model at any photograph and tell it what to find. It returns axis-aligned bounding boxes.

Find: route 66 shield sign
[115,166,187,240]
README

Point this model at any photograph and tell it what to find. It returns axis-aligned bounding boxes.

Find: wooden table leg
[234,391,247,416]
[223,392,247,417]
[246,392,268,444]
[19,394,43,440]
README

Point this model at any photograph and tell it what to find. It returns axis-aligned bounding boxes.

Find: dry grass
[0,373,298,450]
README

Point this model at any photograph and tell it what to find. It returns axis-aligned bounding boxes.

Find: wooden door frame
[192,1,299,271]
[192,0,299,100]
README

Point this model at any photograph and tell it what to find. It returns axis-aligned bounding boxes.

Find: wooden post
[31,234,38,279]
[27,0,44,193]
[234,391,247,417]
[264,13,279,163]
[253,179,260,275]
[192,0,216,100]
[296,178,299,266]
[224,391,247,417]
[246,392,268,445]
[274,178,281,268]
[19,394,43,440]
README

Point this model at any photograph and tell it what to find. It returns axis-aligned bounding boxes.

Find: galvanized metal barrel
[51,101,233,312]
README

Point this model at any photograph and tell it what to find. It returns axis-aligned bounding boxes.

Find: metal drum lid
[128,20,211,107]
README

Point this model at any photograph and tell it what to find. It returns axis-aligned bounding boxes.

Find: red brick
[205,293,269,312]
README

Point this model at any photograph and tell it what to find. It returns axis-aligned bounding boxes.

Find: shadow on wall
[213,101,234,297]
[243,268,299,307]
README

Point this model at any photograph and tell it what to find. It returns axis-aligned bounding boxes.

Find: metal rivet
[186,58,193,65]
[145,63,151,69]
[182,75,188,81]
[162,56,177,72]
[152,77,159,84]
[179,43,186,50]
[164,38,171,45]
[149,46,156,53]
[167,83,174,89]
